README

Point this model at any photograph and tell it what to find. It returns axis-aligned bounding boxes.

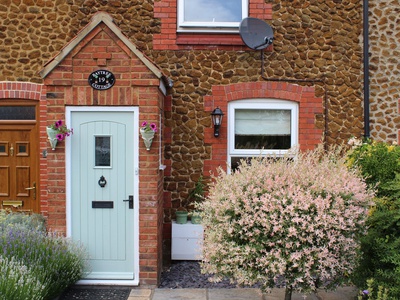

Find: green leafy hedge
[347,138,400,299]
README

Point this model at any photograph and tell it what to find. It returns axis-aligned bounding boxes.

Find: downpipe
[363,0,370,138]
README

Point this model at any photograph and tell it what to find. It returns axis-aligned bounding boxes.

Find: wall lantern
[211,107,224,137]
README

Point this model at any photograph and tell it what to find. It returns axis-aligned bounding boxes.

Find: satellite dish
[239,17,274,50]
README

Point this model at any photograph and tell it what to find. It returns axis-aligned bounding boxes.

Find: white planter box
[171,221,203,260]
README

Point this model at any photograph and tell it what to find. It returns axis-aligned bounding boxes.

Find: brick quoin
[203,82,324,176]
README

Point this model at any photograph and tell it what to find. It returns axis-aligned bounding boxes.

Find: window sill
[176,33,245,46]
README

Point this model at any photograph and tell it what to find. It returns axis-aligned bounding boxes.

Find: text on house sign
[88,70,116,90]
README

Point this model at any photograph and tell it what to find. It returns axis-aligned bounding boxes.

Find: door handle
[123,195,133,209]
[25,182,36,200]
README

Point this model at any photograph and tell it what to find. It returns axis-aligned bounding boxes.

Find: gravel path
[159,261,267,289]
[159,261,237,289]
[59,260,267,299]
[59,261,218,299]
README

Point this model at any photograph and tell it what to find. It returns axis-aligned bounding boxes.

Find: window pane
[19,145,26,153]
[95,136,111,167]
[235,109,291,135]
[235,135,291,150]
[235,109,291,150]
[16,143,29,157]
[184,0,243,23]
[231,156,291,172]
[0,106,35,120]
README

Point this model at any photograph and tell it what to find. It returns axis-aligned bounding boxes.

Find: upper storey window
[177,0,248,32]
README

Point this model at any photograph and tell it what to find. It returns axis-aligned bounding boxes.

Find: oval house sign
[88,70,116,90]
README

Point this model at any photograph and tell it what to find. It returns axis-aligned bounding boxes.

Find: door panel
[0,166,9,196]
[0,127,39,213]
[16,166,30,197]
[71,111,135,280]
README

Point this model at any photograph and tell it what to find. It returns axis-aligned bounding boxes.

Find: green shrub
[347,139,400,299]
[347,138,400,197]
[352,194,400,299]
[0,211,89,300]
[358,278,390,300]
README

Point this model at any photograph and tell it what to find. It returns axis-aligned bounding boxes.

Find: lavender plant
[0,209,46,232]
[0,256,45,300]
[0,211,89,300]
[199,147,374,300]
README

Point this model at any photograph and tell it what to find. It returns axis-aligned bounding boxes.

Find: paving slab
[128,288,153,300]
[264,287,358,300]
[208,288,263,300]
[152,288,207,300]
[136,286,358,300]
[314,286,358,300]
[208,288,323,300]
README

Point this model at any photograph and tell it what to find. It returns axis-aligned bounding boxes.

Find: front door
[70,109,137,281]
[0,103,39,213]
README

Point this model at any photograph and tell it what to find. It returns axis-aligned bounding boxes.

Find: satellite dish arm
[255,37,273,50]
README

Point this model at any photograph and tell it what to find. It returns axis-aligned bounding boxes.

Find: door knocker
[98,175,107,188]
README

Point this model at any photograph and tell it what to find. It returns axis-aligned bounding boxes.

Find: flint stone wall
[368,0,400,142]
[0,0,393,216]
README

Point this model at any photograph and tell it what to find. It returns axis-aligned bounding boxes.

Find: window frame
[94,134,112,169]
[228,99,299,167]
[177,0,248,33]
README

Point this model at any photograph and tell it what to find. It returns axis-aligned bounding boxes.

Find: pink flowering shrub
[199,147,374,298]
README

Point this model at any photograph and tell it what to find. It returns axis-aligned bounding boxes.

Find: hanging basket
[140,128,155,151]
[46,127,58,150]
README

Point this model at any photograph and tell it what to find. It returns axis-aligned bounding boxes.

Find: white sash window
[228,100,299,171]
[178,0,248,32]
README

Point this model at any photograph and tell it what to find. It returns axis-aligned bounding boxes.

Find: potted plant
[188,175,205,224]
[175,207,188,224]
[139,121,157,150]
[47,120,73,150]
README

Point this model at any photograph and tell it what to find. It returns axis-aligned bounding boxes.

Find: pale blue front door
[70,110,136,280]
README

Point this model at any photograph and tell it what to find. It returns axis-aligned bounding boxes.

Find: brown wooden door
[0,104,40,213]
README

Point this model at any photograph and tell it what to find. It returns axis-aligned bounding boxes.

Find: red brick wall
[154,0,273,50]
[43,23,165,286]
[203,81,324,175]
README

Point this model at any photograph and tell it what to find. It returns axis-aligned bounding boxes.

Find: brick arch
[0,82,45,100]
[204,81,324,175]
